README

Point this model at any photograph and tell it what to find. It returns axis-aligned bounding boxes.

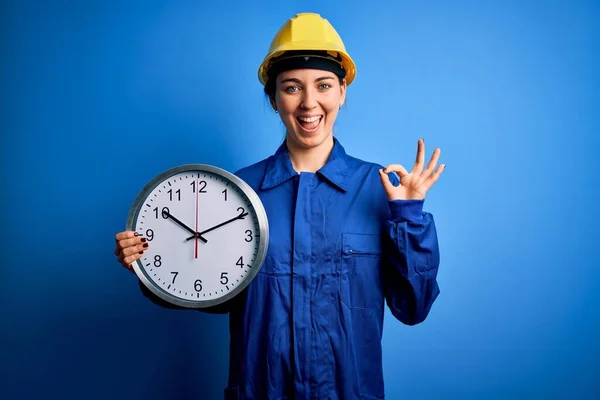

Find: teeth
[298,116,321,123]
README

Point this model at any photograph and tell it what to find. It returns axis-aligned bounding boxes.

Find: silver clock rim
[125,163,269,309]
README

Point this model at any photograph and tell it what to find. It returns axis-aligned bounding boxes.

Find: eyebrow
[279,76,335,84]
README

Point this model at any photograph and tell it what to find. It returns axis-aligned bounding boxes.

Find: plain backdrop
[1,0,599,399]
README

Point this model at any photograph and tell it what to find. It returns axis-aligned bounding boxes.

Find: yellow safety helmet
[258,13,356,86]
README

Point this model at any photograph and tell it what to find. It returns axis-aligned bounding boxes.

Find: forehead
[277,68,338,81]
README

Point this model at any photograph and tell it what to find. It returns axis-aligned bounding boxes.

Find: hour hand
[162,209,208,243]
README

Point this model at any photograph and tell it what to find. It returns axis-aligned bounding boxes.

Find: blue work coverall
[140,137,441,400]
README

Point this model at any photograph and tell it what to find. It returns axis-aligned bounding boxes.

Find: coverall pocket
[339,233,384,310]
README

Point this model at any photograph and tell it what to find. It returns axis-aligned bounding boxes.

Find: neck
[286,135,334,173]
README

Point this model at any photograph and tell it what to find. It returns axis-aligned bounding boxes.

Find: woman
[115,12,444,400]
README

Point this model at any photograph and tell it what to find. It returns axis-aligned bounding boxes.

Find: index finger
[115,231,138,242]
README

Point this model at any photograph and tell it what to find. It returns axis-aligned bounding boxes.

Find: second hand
[195,179,199,259]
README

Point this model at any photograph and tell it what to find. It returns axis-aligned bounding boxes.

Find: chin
[291,129,332,150]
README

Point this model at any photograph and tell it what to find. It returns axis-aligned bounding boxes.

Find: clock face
[126,164,268,308]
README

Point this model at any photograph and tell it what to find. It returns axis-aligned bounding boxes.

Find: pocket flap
[342,233,381,255]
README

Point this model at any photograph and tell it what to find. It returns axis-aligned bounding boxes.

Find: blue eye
[284,86,300,93]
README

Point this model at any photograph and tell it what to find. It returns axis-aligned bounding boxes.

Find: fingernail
[134,232,140,236]
[143,243,149,248]
[139,251,143,254]
[140,237,147,243]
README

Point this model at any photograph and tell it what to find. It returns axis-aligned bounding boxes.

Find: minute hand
[185,211,249,241]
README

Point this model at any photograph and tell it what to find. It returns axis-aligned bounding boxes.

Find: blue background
[2,0,599,399]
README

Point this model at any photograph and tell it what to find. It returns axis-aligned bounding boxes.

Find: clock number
[237,207,245,216]
[170,272,178,284]
[146,229,154,241]
[154,255,162,267]
[191,180,207,193]
[236,256,244,268]
[245,230,253,242]
[168,189,181,201]
[222,188,227,201]
[220,272,228,285]
[194,279,203,292]
[154,206,169,219]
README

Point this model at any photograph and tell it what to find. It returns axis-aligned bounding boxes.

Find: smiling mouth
[296,115,323,132]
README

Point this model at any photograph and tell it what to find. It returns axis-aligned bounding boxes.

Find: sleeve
[138,279,234,314]
[381,198,441,326]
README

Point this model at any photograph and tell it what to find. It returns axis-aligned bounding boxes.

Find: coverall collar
[260,137,350,192]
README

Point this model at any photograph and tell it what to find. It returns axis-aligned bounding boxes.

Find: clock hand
[195,178,199,259]
[162,209,208,243]
[185,210,249,242]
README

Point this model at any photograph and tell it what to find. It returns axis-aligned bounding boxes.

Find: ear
[269,96,278,112]
[339,79,347,107]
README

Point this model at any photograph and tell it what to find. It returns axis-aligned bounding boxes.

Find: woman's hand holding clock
[115,208,206,273]
[114,231,148,273]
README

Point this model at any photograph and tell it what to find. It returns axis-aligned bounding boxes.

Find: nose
[301,87,317,110]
